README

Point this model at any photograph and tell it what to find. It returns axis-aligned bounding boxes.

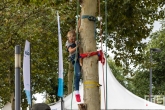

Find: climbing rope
[98,0,107,109]
[70,0,80,110]
[70,0,108,110]
[105,0,108,109]
[98,0,106,106]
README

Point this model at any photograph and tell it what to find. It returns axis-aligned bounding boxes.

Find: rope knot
[80,50,105,65]
[87,53,91,57]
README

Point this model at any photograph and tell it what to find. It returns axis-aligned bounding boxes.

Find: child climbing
[65,30,82,102]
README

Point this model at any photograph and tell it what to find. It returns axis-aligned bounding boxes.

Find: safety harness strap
[80,50,105,65]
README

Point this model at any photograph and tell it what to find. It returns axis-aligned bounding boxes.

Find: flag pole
[61,97,64,110]
[29,43,32,110]
[57,11,64,110]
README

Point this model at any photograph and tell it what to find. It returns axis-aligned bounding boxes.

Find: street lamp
[15,45,21,110]
[149,48,161,102]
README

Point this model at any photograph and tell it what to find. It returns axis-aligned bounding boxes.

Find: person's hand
[76,41,80,47]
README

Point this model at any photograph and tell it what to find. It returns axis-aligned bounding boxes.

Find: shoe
[75,94,81,102]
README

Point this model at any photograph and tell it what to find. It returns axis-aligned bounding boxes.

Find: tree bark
[10,93,15,110]
[80,0,100,110]
[67,62,74,94]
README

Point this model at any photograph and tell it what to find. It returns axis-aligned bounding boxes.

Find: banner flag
[23,40,31,105]
[57,11,64,97]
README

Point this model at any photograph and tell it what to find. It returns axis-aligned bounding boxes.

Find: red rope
[80,50,105,65]
[80,49,106,108]
[98,0,107,107]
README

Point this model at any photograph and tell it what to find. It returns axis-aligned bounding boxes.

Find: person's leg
[74,60,81,102]
[74,61,81,90]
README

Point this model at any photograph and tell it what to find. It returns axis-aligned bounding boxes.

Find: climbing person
[65,30,82,102]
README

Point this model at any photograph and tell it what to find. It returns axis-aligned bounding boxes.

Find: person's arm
[68,46,78,54]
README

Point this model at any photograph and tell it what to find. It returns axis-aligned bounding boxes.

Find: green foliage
[101,0,165,75]
[0,0,165,108]
[149,29,165,95]
[108,58,126,87]
[130,70,149,98]
[132,27,165,98]
[0,0,77,108]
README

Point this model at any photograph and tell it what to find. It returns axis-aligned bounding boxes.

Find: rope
[70,1,107,110]
[105,0,108,109]
[84,81,101,88]
[78,1,106,109]
[98,0,106,109]
[71,64,74,110]
[71,0,80,110]
[79,50,105,65]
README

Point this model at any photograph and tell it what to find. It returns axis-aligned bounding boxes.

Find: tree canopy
[0,0,76,108]
[130,24,165,98]
[104,0,165,75]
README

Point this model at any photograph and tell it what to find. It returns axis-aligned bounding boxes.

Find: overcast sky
[153,21,161,32]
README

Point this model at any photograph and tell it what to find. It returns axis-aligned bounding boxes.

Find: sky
[34,21,162,103]
[153,21,162,32]
[34,93,45,103]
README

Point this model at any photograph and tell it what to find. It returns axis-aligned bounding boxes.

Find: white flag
[57,11,64,97]
[23,40,31,105]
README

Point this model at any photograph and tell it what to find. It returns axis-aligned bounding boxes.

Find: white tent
[50,60,165,110]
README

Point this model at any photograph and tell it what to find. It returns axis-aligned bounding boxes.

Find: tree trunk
[80,0,100,110]
[67,62,74,94]
[10,93,15,110]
